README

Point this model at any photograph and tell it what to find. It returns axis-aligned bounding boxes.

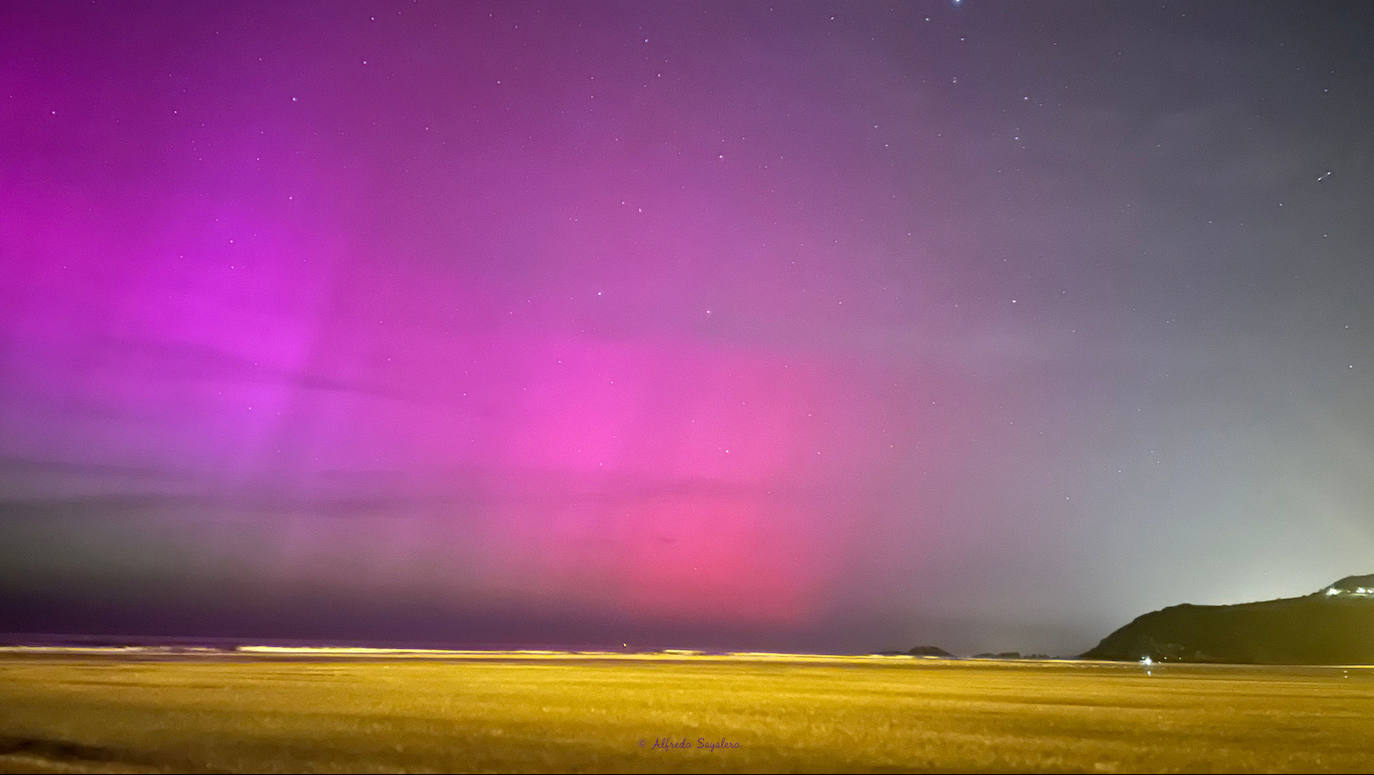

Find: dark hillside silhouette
[1083,575,1374,664]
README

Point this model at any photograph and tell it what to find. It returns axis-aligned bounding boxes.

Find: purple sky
[2,1,1372,655]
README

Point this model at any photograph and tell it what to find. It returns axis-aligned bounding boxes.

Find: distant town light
[1326,587,1341,596]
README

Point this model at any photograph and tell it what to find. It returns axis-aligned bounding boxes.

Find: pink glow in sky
[4,1,1373,654]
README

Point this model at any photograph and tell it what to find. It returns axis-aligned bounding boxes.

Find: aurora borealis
[2,1,1372,655]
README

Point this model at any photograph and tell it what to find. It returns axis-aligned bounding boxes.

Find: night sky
[2,1,1372,656]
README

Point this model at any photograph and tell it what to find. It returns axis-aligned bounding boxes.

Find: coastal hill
[1082,575,1374,664]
